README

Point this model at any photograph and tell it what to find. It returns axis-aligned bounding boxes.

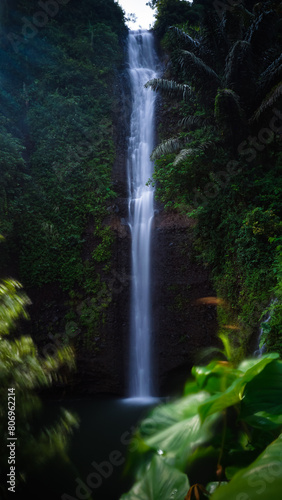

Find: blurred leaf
[241,360,282,418]
[138,393,219,469]
[198,354,279,421]
[0,279,31,335]
[0,277,77,496]
[120,456,189,500]
[192,360,240,394]
[211,434,282,500]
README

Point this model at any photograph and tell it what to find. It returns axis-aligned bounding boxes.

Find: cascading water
[127,30,159,398]
[253,298,277,357]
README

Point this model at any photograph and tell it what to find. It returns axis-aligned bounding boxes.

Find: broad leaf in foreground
[120,456,189,500]
[138,393,219,469]
[241,359,282,417]
[211,433,282,500]
[198,354,279,421]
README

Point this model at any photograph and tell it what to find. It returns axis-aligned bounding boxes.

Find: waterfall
[253,298,277,357]
[127,30,158,398]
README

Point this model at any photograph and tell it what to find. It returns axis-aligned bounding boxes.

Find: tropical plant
[120,350,282,500]
[146,0,282,358]
[0,271,78,498]
[147,1,282,160]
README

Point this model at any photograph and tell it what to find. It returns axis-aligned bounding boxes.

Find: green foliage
[0,279,30,335]
[121,352,282,500]
[214,89,245,144]
[120,456,189,500]
[0,118,26,242]
[0,0,126,343]
[0,274,77,498]
[211,435,282,500]
[92,224,114,263]
[150,0,200,38]
[258,240,282,352]
[151,126,224,211]
[150,0,282,356]
[145,78,192,102]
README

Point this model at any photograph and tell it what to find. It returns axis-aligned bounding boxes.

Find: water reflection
[21,396,159,500]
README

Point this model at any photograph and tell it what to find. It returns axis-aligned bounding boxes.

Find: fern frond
[250,82,282,123]
[151,137,186,161]
[145,78,192,102]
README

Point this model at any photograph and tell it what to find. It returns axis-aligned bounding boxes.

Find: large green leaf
[198,354,279,421]
[138,393,219,469]
[237,354,279,374]
[139,393,209,436]
[211,433,282,500]
[120,456,189,500]
[192,360,240,394]
[143,414,203,464]
[241,360,282,417]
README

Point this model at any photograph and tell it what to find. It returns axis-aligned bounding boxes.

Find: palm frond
[178,115,211,130]
[250,82,282,123]
[151,137,186,161]
[168,26,200,54]
[200,10,229,68]
[224,40,254,106]
[214,89,245,144]
[215,89,243,121]
[173,141,214,166]
[178,50,220,88]
[145,78,192,102]
[258,54,282,95]
[244,10,277,55]
[225,40,253,86]
[222,11,241,44]
[200,141,214,151]
[173,148,197,166]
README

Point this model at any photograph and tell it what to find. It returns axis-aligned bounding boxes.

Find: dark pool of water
[20,396,159,500]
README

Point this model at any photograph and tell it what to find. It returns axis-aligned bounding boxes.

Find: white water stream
[127,31,158,398]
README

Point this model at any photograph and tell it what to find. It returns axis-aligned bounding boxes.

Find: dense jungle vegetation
[148,0,282,358]
[1,0,282,498]
[0,0,127,344]
[120,1,282,499]
[121,4,282,500]
[0,1,127,497]
[0,275,78,499]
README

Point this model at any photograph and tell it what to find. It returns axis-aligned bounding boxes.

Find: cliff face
[0,1,220,395]
[69,68,218,395]
[23,41,218,397]
[152,212,218,395]
[50,46,218,397]
[28,208,218,397]
[73,211,218,396]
